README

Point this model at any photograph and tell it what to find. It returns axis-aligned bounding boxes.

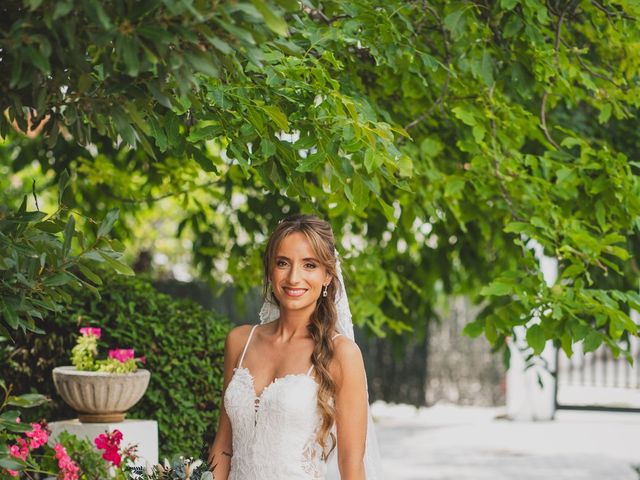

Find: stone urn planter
[52,366,150,423]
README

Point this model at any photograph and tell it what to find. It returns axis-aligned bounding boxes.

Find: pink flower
[108,349,135,363]
[54,443,79,480]
[6,437,28,476]
[79,327,101,338]
[9,437,29,461]
[25,422,49,449]
[15,417,21,424]
[94,430,124,467]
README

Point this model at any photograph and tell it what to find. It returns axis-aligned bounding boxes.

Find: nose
[287,263,302,284]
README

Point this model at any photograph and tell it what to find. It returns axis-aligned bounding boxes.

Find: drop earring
[322,284,328,297]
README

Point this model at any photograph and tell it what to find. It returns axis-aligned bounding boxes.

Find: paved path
[372,403,639,480]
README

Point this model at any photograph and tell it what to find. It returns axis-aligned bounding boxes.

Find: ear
[324,273,332,286]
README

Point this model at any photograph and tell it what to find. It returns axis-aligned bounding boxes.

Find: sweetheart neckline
[233,365,317,399]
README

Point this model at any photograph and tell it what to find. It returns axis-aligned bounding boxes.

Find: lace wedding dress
[224,324,340,479]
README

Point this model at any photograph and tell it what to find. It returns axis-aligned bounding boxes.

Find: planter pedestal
[48,419,158,467]
[52,367,151,422]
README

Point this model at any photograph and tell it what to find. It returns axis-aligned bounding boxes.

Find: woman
[208,215,380,479]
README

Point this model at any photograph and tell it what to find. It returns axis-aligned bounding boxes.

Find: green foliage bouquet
[71,327,145,374]
[129,457,212,480]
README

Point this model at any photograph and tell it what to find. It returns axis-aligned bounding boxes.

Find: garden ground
[372,402,639,480]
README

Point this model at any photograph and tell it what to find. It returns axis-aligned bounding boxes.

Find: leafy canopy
[2,0,640,360]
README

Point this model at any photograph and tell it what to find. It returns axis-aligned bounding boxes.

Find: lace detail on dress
[301,430,323,479]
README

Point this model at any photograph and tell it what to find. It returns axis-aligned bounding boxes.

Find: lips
[283,287,308,297]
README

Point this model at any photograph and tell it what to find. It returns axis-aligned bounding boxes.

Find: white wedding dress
[224,324,341,479]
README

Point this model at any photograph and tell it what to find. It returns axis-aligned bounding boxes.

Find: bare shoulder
[332,335,365,381]
[225,324,254,358]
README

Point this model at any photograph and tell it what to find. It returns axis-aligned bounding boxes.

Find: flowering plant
[71,327,145,373]
[1,397,137,480]
[0,381,83,480]
[94,429,138,470]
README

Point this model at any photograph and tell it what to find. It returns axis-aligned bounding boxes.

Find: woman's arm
[333,337,368,480]
[208,325,252,479]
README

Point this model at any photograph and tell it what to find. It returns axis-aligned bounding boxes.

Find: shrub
[0,273,232,458]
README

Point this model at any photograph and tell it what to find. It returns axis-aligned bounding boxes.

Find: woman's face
[271,232,332,316]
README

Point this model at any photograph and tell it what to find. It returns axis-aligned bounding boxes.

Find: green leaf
[42,272,73,287]
[62,214,75,258]
[261,105,289,131]
[53,1,74,19]
[500,0,519,10]
[77,263,103,285]
[57,170,70,204]
[296,153,324,172]
[6,393,49,408]
[484,318,497,343]
[188,125,223,142]
[97,209,119,238]
[2,304,19,329]
[583,331,603,353]
[444,9,465,39]
[526,324,546,355]
[192,148,218,173]
[251,0,289,36]
[0,457,26,470]
[352,175,370,210]
[462,318,485,338]
[98,252,135,276]
[420,137,444,158]
[504,222,533,234]
[480,51,494,86]
[184,51,219,77]
[377,198,395,223]
[451,106,476,126]
[364,148,382,173]
[598,103,612,124]
[503,15,523,37]
[120,35,140,76]
[25,46,51,74]
[82,0,112,29]
[561,263,584,278]
[480,281,512,296]
[398,154,413,177]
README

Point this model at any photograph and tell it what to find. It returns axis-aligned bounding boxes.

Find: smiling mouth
[283,287,308,297]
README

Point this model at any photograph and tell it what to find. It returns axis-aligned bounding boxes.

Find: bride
[208,214,380,479]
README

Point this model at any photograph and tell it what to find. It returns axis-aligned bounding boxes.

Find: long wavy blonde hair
[263,214,339,459]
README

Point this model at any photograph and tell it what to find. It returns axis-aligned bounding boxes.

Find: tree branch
[405,3,451,130]
[540,92,561,150]
[301,5,350,24]
[103,180,220,204]
[590,0,635,21]
[540,1,578,150]
[487,86,526,223]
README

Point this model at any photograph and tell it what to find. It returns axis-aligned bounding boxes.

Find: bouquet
[128,457,213,480]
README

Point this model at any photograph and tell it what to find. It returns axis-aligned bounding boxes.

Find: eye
[276,260,288,267]
[305,262,317,269]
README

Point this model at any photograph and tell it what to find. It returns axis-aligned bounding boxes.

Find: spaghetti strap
[238,324,258,368]
[307,333,342,376]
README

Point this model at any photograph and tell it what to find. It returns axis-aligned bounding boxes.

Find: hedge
[0,273,232,458]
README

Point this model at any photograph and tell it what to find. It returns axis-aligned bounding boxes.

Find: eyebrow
[275,255,320,263]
